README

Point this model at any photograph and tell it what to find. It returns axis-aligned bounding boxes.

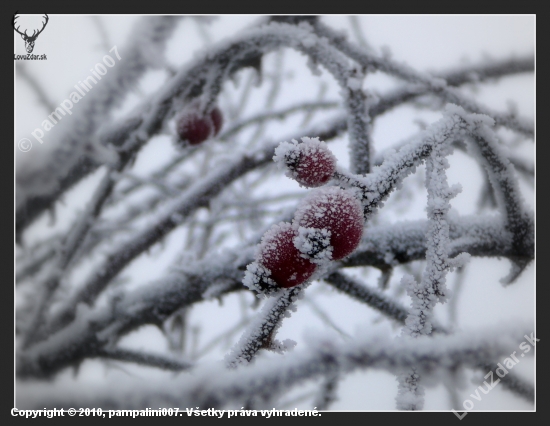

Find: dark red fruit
[210,107,223,136]
[177,112,212,145]
[257,222,317,288]
[275,137,337,188]
[176,105,223,145]
[293,187,364,260]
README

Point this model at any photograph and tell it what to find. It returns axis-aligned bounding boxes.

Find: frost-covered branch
[17,262,244,378]
[402,110,466,338]
[464,114,534,282]
[437,56,534,87]
[478,362,535,402]
[220,101,339,141]
[204,323,533,409]
[96,348,193,372]
[313,371,339,410]
[396,108,466,410]
[17,19,378,237]
[324,271,409,327]
[38,148,273,340]
[17,63,56,112]
[344,216,519,268]
[33,323,533,409]
[23,167,127,347]
[225,286,303,368]
[370,55,534,120]
[314,21,534,137]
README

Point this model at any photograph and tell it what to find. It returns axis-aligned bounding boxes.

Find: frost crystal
[242,261,278,296]
[294,226,333,264]
[293,186,364,260]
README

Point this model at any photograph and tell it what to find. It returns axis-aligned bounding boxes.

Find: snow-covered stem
[16,239,58,283]
[346,79,372,174]
[403,114,462,338]
[225,286,304,368]
[333,108,533,276]
[242,49,283,144]
[436,55,534,86]
[334,140,433,220]
[396,107,471,410]
[109,151,191,203]
[325,272,449,335]
[17,24,533,239]
[220,101,339,141]
[96,348,193,372]
[313,21,451,90]
[23,164,128,347]
[17,19,374,236]
[116,172,181,197]
[18,178,189,286]
[333,115,451,218]
[313,371,340,410]
[344,216,520,268]
[370,55,534,120]
[153,21,372,174]
[303,55,535,145]
[466,122,534,274]
[396,368,424,410]
[508,155,535,181]
[477,362,535,402]
[325,271,409,326]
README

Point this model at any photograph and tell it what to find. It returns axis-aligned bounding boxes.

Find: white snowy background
[15,15,534,411]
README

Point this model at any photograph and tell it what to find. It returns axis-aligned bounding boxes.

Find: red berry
[257,222,317,288]
[177,111,212,145]
[210,107,223,136]
[176,104,223,145]
[293,187,363,260]
[274,137,337,188]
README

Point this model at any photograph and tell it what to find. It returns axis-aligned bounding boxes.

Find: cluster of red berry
[174,105,364,294]
[176,102,223,145]
[246,138,364,294]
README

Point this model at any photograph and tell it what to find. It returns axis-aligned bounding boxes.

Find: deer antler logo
[13,12,48,54]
